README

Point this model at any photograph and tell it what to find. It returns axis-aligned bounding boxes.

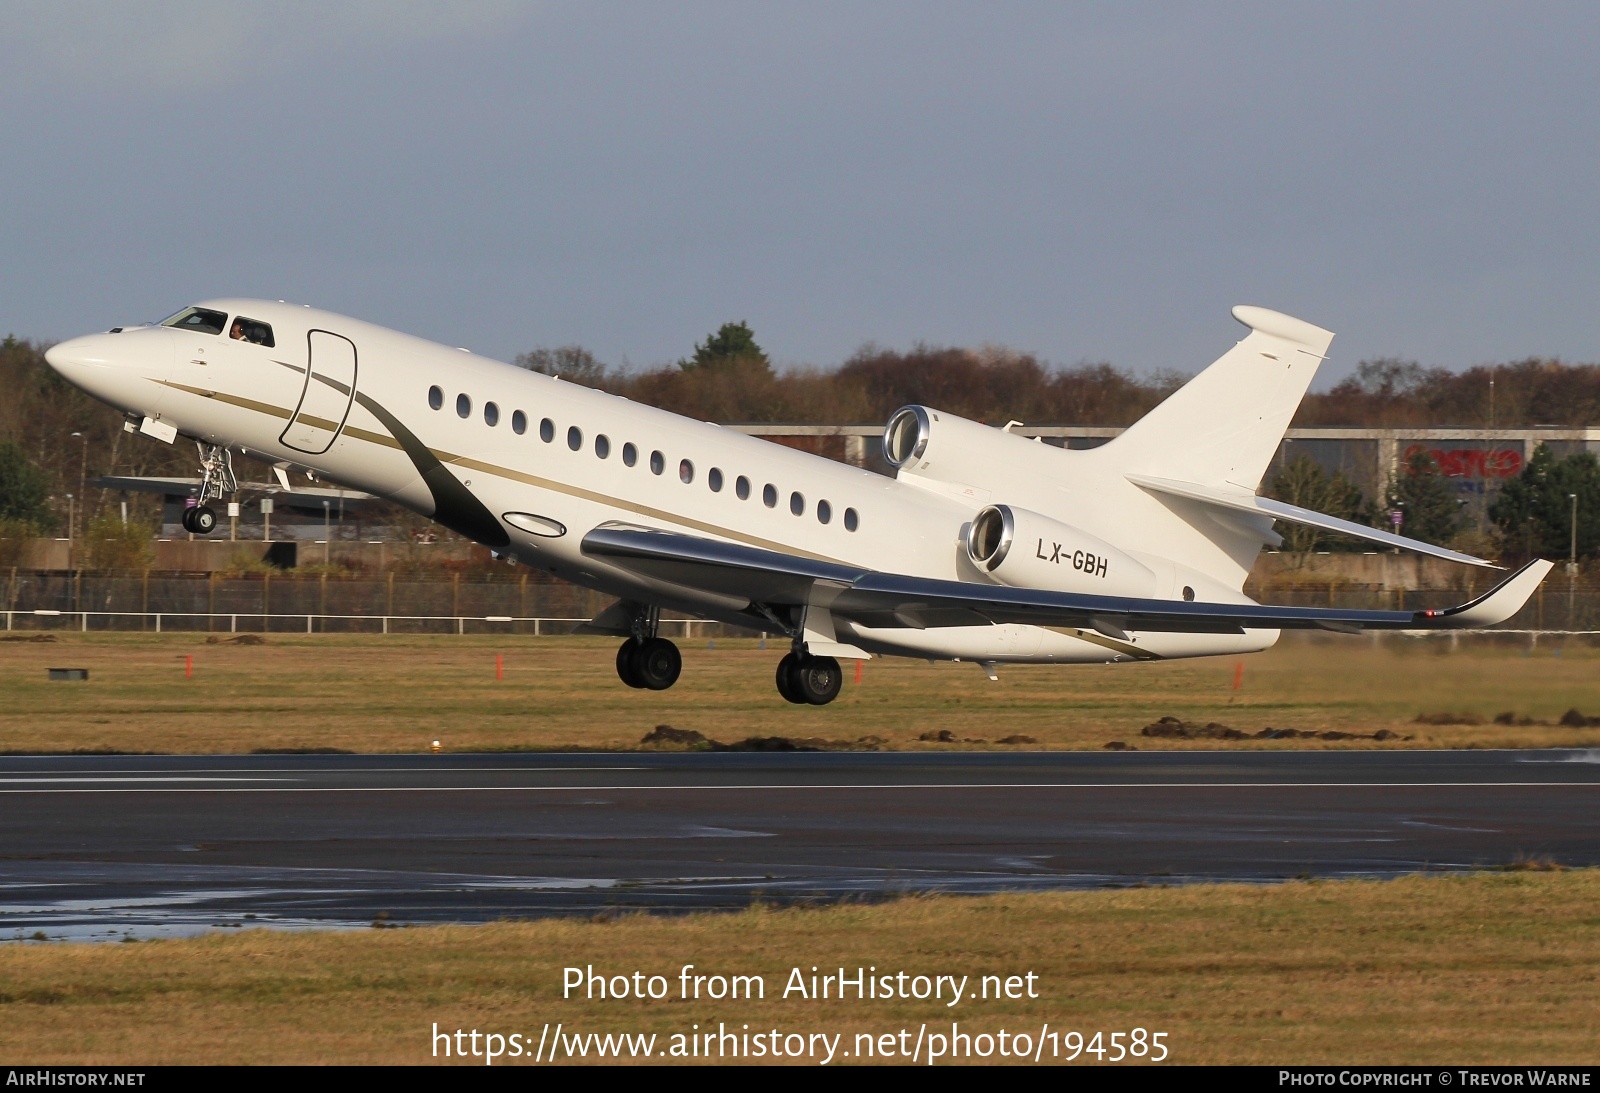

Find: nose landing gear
[182,442,237,537]
[776,651,842,706]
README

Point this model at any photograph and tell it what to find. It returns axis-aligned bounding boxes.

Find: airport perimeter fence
[0,568,1596,638]
[0,570,750,637]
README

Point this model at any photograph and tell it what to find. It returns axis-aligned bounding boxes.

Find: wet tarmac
[1,749,1597,940]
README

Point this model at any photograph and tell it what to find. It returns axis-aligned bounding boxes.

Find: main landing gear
[615,636,682,691]
[775,651,842,706]
[613,603,682,691]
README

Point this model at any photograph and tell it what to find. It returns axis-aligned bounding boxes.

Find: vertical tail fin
[1109,306,1334,491]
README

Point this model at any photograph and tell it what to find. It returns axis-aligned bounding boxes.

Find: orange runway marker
[854,660,862,684]
[495,654,504,681]
[1232,661,1244,690]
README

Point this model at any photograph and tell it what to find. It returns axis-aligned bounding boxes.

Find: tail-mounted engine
[883,405,1056,490]
[965,504,1157,600]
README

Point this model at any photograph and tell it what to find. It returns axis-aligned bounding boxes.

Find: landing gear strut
[182,442,237,537]
[613,603,682,691]
[775,651,842,706]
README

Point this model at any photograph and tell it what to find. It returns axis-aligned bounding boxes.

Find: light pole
[68,431,88,539]
[1569,493,1579,628]
[323,499,331,565]
[1570,493,1579,569]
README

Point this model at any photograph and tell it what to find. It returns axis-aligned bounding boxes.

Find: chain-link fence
[0,569,698,635]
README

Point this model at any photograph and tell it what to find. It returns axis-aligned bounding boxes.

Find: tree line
[1267,447,1600,562]
[1,323,1598,560]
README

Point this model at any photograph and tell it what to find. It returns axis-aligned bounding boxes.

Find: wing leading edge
[581,525,1551,634]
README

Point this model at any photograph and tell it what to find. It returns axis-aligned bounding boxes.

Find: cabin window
[567,426,582,451]
[539,418,554,443]
[844,507,859,531]
[511,410,527,434]
[595,434,611,459]
[623,442,638,467]
[226,315,275,346]
[817,499,832,524]
[790,491,805,516]
[484,402,499,427]
[456,393,471,418]
[650,450,665,475]
[428,386,444,410]
[762,484,777,508]
[160,306,227,336]
[736,475,751,500]
[679,459,694,484]
[708,468,724,492]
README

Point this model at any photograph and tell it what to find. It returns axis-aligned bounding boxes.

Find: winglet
[1414,559,1554,628]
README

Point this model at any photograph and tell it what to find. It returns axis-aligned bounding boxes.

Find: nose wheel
[181,505,217,534]
[776,652,842,706]
[615,637,682,691]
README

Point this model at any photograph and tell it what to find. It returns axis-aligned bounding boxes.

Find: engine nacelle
[883,404,1055,489]
[965,504,1157,599]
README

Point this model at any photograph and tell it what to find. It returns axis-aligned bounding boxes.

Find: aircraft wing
[581,526,1551,634]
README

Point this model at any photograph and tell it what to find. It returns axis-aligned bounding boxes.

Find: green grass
[0,630,1596,753]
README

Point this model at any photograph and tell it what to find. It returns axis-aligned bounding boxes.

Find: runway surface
[1,748,1597,940]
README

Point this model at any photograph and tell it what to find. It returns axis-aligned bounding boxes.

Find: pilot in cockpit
[230,318,271,346]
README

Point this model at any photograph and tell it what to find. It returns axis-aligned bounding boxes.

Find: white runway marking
[0,777,293,784]
[0,780,1594,794]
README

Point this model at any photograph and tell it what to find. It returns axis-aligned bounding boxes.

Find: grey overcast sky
[4,2,1600,387]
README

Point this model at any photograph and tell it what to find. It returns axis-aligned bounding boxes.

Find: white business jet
[46,301,1551,705]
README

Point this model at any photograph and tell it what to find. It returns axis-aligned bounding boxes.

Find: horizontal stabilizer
[1127,474,1497,568]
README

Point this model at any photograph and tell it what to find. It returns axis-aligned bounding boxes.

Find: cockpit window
[227,316,275,347]
[160,306,228,336]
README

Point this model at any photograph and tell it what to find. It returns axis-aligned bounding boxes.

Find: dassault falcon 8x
[46,301,1551,705]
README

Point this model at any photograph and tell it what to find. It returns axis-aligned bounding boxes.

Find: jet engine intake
[965,504,1158,599]
[882,404,1058,492]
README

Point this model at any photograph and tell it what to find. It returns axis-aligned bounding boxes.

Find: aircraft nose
[45,335,109,379]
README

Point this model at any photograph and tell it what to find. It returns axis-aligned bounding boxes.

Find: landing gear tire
[776,652,842,706]
[615,640,647,689]
[634,637,682,690]
[181,506,217,535]
[190,505,217,535]
[775,653,805,704]
[616,637,681,691]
